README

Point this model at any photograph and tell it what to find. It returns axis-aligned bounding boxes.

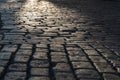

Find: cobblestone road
[0,0,120,80]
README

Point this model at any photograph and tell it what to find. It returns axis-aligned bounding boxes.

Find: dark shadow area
[0,0,26,79]
[49,0,120,43]
[0,13,2,29]
[0,0,28,43]
[49,0,120,32]
[0,0,25,2]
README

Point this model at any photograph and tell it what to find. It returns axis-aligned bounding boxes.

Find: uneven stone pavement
[0,0,120,80]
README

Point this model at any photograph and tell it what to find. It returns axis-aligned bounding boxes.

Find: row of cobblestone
[0,44,119,80]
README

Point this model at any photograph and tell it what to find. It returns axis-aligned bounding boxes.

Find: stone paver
[0,0,120,80]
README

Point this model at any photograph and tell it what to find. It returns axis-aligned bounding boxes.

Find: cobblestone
[53,63,72,72]
[72,62,94,69]
[30,59,49,68]
[84,49,100,56]
[94,62,116,73]
[33,51,48,60]
[0,60,8,67]
[51,56,67,63]
[69,56,89,62]
[1,45,17,52]
[14,55,30,62]
[0,52,12,60]
[9,63,27,71]
[16,49,32,55]
[31,68,49,76]
[89,56,107,62]
[51,52,66,56]
[0,0,120,80]
[103,73,120,80]
[29,77,50,80]
[54,72,75,80]
[67,49,86,56]
[20,44,32,49]
[4,72,26,80]
[75,69,101,79]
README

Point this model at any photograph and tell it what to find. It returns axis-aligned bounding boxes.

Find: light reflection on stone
[17,0,80,32]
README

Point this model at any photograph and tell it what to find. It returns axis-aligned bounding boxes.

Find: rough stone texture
[103,73,120,80]
[94,62,116,73]
[53,63,72,72]
[0,52,12,60]
[29,77,50,80]
[4,72,26,80]
[31,68,49,76]
[72,62,94,69]
[0,0,120,80]
[9,63,27,71]
[89,56,107,62]
[33,51,48,60]
[0,60,8,67]
[69,55,89,62]
[30,59,49,68]
[51,55,68,63]
[54,72,75,80]
[1,45,17,52]
[75,69,101,79]
[14,55,30,62]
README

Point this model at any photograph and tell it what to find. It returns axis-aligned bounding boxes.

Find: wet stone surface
[0,0,120,80]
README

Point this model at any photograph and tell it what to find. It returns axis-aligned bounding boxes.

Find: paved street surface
[0,0,120,80]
